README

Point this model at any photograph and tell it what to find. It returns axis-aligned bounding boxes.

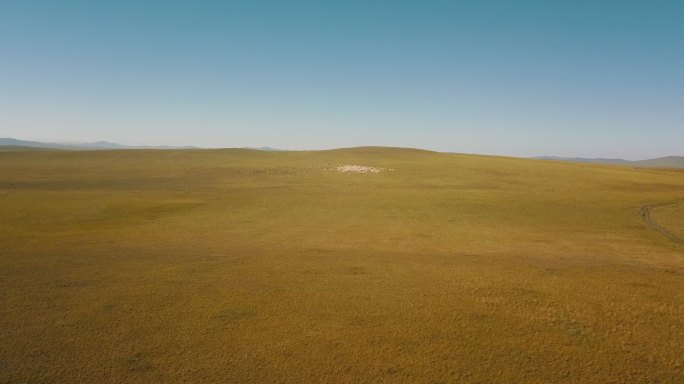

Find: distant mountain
[0,138,74,149]
[243,146,283,151]
[0,138,288,151]
[80,141,131,149]
[534,156,684,168]
[80,141,197,150]
[0,138,196,150]
[632,156,684,168]
[534,156,631,164]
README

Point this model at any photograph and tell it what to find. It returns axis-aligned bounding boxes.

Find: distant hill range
[2,138,682,168]
[0,138,196,150]
[242,146,283,151]
[0,138,288,152]
[535,156,684,168]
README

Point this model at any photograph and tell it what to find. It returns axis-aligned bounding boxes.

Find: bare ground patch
[335,165,385,174]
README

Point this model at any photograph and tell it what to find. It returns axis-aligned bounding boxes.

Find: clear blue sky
[1,1,682,159]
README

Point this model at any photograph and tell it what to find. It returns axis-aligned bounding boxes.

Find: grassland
[1,147,683,383]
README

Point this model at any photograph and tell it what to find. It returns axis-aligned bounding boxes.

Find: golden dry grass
[649,201,684,244]
[1,147,683,383]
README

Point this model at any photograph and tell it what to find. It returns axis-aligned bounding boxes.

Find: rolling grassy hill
[1,147,683,383]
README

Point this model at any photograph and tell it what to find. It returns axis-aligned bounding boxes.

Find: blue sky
[1,1,682,159]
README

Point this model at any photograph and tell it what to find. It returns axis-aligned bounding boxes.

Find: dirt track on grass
[641,201,684,245]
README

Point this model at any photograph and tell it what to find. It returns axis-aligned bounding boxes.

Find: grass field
[1,147,683,383]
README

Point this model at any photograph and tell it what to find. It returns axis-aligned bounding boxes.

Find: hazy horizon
[5,136,684,161]
[1,1,682,159]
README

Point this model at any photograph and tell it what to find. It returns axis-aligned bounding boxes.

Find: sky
[1,1,682,159]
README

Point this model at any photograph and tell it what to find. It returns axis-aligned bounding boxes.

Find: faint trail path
[641,201,684,246]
